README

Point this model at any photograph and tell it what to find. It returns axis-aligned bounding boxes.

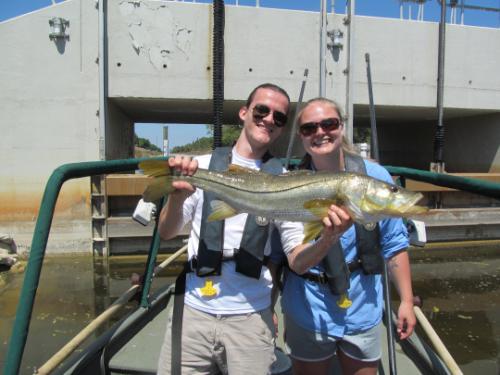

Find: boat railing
[35,244,188,375]
[4,157,500,375]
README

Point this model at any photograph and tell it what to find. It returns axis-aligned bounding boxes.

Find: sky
[1,0,498,149]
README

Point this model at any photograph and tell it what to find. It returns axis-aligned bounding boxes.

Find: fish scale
[139,160,428,242]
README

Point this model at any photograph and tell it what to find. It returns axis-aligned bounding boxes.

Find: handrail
[5,158,500,375]
[35,244,188,374]
[36,285,140,375]
[3,158,165,375]
[386,166,500,200]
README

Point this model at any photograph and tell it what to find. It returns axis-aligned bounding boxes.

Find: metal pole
[98,0,108,161]
[319,0,328,96]
[344,0,355,143]
[432,0,446,173]
[365,54,379,162]
[285,69,309,168]
[365,53,397,375]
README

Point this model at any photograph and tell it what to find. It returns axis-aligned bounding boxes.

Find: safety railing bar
[386,165,500,200]
[35,244,188,374]
[3,157,165,375]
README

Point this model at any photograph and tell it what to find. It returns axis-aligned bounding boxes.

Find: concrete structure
[1,0,499,253]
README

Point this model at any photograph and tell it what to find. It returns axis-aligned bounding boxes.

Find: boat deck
[108,294,448,375]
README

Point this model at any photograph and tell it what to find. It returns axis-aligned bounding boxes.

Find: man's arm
[157,156,197,240]
[286,205,353,274]
[387,250,416,340]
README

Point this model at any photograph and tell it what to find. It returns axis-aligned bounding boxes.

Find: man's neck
[233,138,267,160]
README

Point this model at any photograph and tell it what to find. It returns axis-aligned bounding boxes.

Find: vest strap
[319,152,383,294]
[197,148,283,279]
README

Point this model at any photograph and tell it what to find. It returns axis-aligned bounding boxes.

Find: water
[0,245,499,374]
[408,243,500,374]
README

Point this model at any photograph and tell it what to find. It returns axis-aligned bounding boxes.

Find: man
[156,83,305,375]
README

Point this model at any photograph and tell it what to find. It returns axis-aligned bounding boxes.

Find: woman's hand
[321,205,353,244]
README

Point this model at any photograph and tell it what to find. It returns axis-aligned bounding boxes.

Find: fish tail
[139,160,176,202]
[138,159,172,177]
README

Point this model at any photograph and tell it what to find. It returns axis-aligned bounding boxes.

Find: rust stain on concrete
[0,182,90,221]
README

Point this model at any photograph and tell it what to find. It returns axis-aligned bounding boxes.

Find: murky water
[409,243,500,374]
[1,244,499,374]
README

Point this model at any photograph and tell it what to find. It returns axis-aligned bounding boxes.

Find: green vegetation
[134,134,162,152]
[171,125,241,154]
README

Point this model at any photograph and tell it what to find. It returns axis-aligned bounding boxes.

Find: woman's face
[298,101,343,158]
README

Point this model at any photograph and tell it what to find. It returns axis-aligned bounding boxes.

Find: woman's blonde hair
[297,98,357,169]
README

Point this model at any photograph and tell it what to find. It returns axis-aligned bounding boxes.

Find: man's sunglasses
[298,118,342,137]
[252,104,288,128]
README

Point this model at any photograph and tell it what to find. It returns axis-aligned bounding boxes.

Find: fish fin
[208,200,238,221]
[303,221,324,243]
[343,200,365,222]
[227,164,262,175]
[138,159,171,177]
[303,199,337,219]
[142,176,175,202]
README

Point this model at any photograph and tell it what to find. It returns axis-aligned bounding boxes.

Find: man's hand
[168,155,198,197]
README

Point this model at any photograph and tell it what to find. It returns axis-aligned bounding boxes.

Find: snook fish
[139,160,428,243]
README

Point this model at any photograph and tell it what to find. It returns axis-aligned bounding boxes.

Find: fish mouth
[398,192,428,214]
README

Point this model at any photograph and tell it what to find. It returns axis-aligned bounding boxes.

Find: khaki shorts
[284,315,382,362]
[157,304,276,375]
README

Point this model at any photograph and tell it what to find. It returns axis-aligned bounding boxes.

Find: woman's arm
[286,205,353,274]
[388,250,416,340]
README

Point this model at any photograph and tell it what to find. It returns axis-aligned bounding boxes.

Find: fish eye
[390,185,399,193]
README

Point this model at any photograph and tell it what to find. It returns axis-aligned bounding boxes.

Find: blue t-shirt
[279,159,409,337]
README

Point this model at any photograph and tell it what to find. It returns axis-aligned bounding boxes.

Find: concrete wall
[1,0,499,251]
[0,0,99,251]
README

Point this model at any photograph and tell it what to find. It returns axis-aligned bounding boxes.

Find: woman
[279,98,416,375]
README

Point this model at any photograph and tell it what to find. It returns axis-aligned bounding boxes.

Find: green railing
[3,158,165,375]
[4,158,500,374]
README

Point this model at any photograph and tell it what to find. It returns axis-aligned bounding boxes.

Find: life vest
[196,147,283,279]
[309,152,384,295]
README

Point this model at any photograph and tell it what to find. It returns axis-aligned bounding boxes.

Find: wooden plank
[106,175,151,196]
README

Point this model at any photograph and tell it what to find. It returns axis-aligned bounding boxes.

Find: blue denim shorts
[284,315,382,362]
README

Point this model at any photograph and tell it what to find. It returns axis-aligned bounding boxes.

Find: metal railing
[4,157,500,374]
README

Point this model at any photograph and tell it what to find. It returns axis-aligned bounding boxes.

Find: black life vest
[314,152,384,295]
[196,147,283,279]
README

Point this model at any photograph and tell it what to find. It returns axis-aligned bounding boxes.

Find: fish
[139,159,428,243]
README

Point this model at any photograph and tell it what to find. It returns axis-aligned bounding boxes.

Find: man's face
[239,88,290,148]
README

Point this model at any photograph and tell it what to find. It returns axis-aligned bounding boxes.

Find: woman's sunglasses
[252,104,288,128]
[298,118,342,137]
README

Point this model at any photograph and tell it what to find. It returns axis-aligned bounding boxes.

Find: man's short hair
[245,83,290,110]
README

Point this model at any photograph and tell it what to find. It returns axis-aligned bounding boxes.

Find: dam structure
[1,0,499,255]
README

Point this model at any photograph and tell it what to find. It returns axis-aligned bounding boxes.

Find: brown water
[0,245,499,374]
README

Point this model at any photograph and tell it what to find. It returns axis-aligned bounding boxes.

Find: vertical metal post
[285,69,309,168]
[163,126,169,156]
[432,0,446,173]
[365,52,397,375]
[140,198,165,308]
[319,0,328,97]
[344,0,355,143]
[98,0,108,161]
[365,54,379,162]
